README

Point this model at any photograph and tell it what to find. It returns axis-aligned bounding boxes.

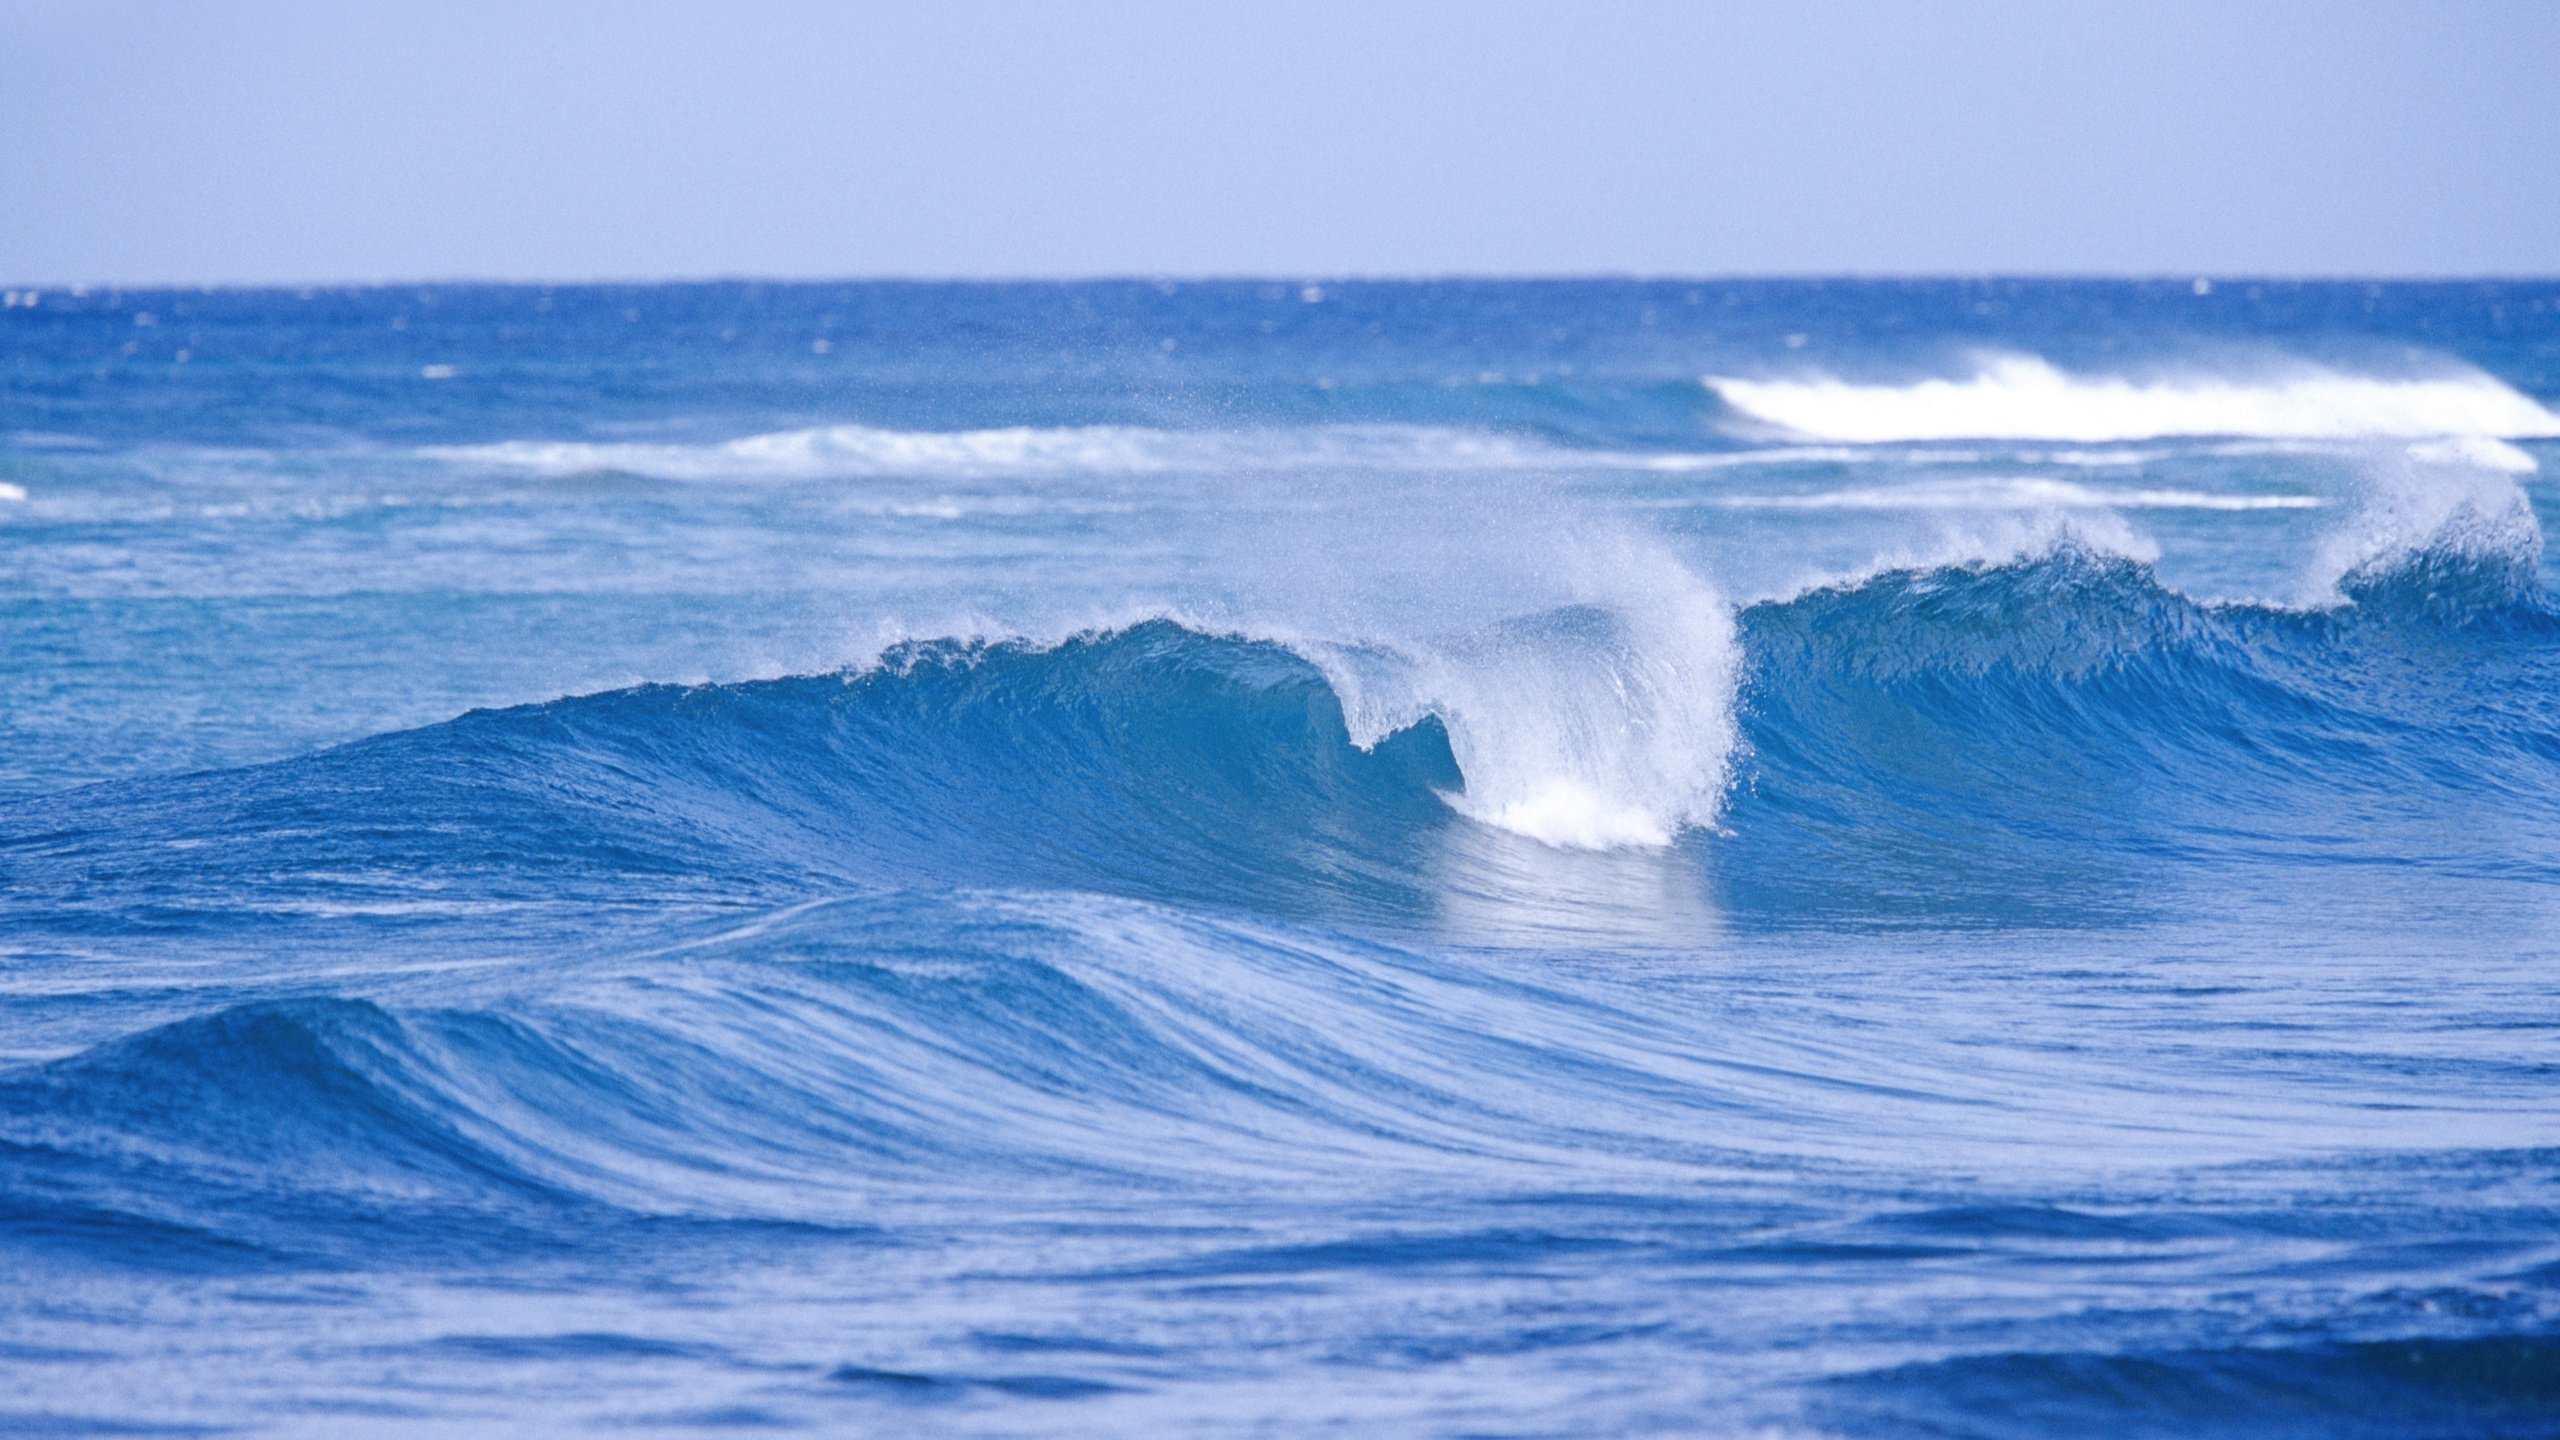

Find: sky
[3,0,2556,285]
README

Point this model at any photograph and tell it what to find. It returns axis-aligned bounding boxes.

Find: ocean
[3,278,2558,1436]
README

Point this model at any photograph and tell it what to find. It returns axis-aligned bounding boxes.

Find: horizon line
[9,269,2560,295]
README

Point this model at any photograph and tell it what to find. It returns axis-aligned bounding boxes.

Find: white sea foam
[2404,435,2540,475]
[1303,530,1741,851]
[1650,477,2319,513]
[0,482,26,503]
[2306,441,2545,603]
[427,423,1566,481]
[1628,445,1976,471]
[430,423,2139,483]
[1706,354,2560,443]
[432,425,1177,479]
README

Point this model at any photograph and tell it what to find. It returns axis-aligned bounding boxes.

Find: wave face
[1707,353,2560,441]
[13,544,2556,951]
[6,280,2560,1437]
[1729,546,2560,922]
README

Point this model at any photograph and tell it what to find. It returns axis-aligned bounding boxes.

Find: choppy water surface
[5,280,2560,1436]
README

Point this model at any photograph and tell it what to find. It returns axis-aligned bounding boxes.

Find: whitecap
[1706,353,2560,443]
[2306,439,2545,604]
[1304,530,1741,852]
[1651,477,2319,513]
[423,422,1565,481]
[2404,435,2539,474]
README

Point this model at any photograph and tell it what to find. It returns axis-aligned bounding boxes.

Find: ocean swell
[7,540,2554,944]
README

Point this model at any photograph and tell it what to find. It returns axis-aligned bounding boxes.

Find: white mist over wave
[1706,354,2560,443]
[1749,510,2164,612]
[844,509,1746,853]
[2307,442,2546,604]
[1300,531,1740,851]
[429,416,1769,852]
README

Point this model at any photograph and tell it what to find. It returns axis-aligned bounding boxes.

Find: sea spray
[1287,529,1740,850]
[13,280,2560,1438]
[2311,438,2545,605]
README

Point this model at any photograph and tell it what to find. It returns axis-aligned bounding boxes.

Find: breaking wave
[423,423,1572,481]
[9,535,2554,947]
[1706,354,2560,443]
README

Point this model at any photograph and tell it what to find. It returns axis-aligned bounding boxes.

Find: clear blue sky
[5,0,2555,285]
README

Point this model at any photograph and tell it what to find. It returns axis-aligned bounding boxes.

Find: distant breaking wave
[424,423,1569,481]
[423,384,2558,487]
[425,422,1882,482]
[1705,354,2560,443]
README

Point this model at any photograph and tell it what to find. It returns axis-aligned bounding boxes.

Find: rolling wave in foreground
[5,280,2560,1437]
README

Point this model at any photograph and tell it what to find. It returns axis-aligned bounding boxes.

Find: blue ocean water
[4,279,2560,1436]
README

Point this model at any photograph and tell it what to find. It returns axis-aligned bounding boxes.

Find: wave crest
[2312,438,2546,608]
[7,540,2554,937]
[1303,533,1741,849]
[424,423,1561,481]
[1706,354,2560,443]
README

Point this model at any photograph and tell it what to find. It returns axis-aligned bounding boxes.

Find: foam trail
[2405,435,2540,475]
[1674,478,2320,512]
[425,423,1564,480]
[1707,354,2560,443]
[432,424,1187,479]
[429,426,2146,483]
